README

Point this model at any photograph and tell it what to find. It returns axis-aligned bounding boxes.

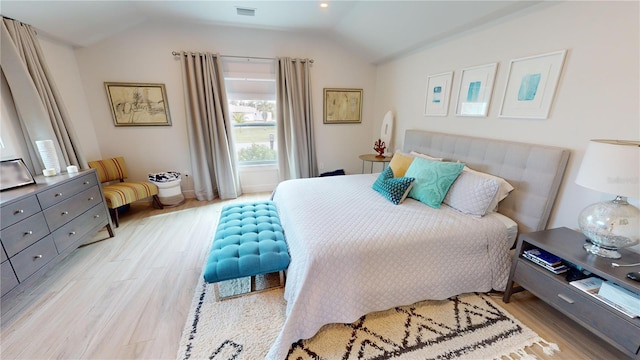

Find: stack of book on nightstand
[522,248,568,274]
[570,277,639,318]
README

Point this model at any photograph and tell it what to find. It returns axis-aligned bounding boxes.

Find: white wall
[373,1,640,231]
[65,21,376,195]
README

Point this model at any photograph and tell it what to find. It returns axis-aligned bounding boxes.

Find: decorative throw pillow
[372,167,415,205]
[463,166,514,212]
[443,169,500,216]
[388,152,414,177]
[409,151,443,161]
[404,157,464,208]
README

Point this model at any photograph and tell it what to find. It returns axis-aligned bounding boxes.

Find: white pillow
[443,169,500,216]
[409,151,443,161]
[463,166,514,213]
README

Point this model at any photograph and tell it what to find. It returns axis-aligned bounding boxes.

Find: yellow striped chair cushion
[88,157,129,183]
[102,182,159,209]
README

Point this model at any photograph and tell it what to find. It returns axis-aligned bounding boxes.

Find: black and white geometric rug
[177,275,558,360]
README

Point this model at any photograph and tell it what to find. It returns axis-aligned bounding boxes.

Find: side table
[503,227,640,358]
[359,154,391,174]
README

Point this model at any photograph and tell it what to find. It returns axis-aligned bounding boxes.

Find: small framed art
[105,82,172,126]
[499,50,567,119]
[424,72,453,116]
[323,88,363,124]
[455,62,497,117]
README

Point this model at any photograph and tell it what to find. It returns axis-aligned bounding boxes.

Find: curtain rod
[171,51,313,63]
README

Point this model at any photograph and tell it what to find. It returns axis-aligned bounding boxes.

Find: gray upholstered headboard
[403,129,570,234]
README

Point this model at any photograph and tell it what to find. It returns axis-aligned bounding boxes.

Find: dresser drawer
[1,212,49,257]
[37,173,97,209]
[42,186,103,231]
[1,261,18,297]
[514,260,640,355]
[52,204,108,252]
[1,244,7,263]
[10,235,58,282]
[0,196,41,229]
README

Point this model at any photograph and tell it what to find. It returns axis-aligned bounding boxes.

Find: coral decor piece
[373,139,386,158]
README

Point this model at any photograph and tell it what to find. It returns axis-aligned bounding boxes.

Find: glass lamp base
[583,242,622,259]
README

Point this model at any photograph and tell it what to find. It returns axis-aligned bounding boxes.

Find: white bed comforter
[267,174,511,359]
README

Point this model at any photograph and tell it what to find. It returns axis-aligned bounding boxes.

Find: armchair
[88,156,163,227]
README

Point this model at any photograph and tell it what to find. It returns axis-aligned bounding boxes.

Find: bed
[266,129,570,359]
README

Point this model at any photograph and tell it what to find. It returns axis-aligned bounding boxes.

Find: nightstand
[503,227,640,358]
[358,154,391,173]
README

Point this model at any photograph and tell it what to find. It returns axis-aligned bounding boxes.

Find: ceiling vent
[236,7,256,16]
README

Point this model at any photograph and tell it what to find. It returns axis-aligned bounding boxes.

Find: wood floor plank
[0,194,629,359]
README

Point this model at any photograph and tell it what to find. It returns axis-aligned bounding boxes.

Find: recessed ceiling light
[320,3,329,8]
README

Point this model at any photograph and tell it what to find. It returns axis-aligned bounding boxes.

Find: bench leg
[214,283,221,301]
[279,271,285,287]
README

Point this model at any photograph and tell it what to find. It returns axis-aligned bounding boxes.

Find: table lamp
[575,139,640,259]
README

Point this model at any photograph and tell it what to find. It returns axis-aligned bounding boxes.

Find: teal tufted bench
[204,200,290,300]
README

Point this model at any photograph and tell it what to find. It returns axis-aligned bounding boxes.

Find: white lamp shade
[575,140,640,199]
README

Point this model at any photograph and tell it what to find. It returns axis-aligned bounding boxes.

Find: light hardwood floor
[0,194,629,359]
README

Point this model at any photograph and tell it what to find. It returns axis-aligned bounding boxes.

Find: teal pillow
[404,157,464,208]
[372,167,415,205]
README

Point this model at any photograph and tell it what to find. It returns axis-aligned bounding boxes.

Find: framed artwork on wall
[455,62,497,117]
[104,82,172,126]
[424,71,453,116]
[323,88,363,124]
[499,49,567,119]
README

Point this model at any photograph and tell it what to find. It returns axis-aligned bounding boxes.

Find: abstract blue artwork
[517,73,541,101]
[499,49,567,119]
[432,86,442,103]
[466,81,481,102]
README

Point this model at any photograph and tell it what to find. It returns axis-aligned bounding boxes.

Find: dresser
[1,169,114,300]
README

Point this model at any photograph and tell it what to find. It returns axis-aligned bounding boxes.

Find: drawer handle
[33,255,43,260]
[94,215,100,219]
[69,231,76,236]
[84,181,90,185]
[55,192,63,197]
[15,209,24,215]
[557,293,574,304]
[24,230,33,236]
[61,211,69,215]
[88,197,94,201]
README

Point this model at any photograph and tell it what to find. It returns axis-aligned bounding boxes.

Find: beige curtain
[179,51,241,200]
[276,57,317,180]
[1,17,85,173]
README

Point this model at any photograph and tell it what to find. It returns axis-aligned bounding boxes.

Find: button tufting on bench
[203,201,290,286]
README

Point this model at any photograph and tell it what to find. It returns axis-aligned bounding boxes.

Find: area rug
[177,275,558,360]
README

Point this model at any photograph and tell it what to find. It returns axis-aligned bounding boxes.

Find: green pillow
[404,157,464,208]
[372,167,415,205]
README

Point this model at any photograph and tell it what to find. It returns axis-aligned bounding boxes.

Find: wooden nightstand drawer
[42,186,102,231]
[37,172,97,209]
[10,235,58,282]
[1,212,49,258]
[0,196,41,229]
[514,260,640,356]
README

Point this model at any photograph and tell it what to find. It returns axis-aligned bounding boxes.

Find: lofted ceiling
[1,1,541,64]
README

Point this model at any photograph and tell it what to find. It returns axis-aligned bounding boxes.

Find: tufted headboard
[403,129,570,234]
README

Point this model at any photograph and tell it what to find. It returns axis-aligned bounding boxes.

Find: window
[222,57,277,166]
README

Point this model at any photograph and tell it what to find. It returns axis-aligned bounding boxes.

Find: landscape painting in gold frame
[105,82,172,126]
[323,88,363,124]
